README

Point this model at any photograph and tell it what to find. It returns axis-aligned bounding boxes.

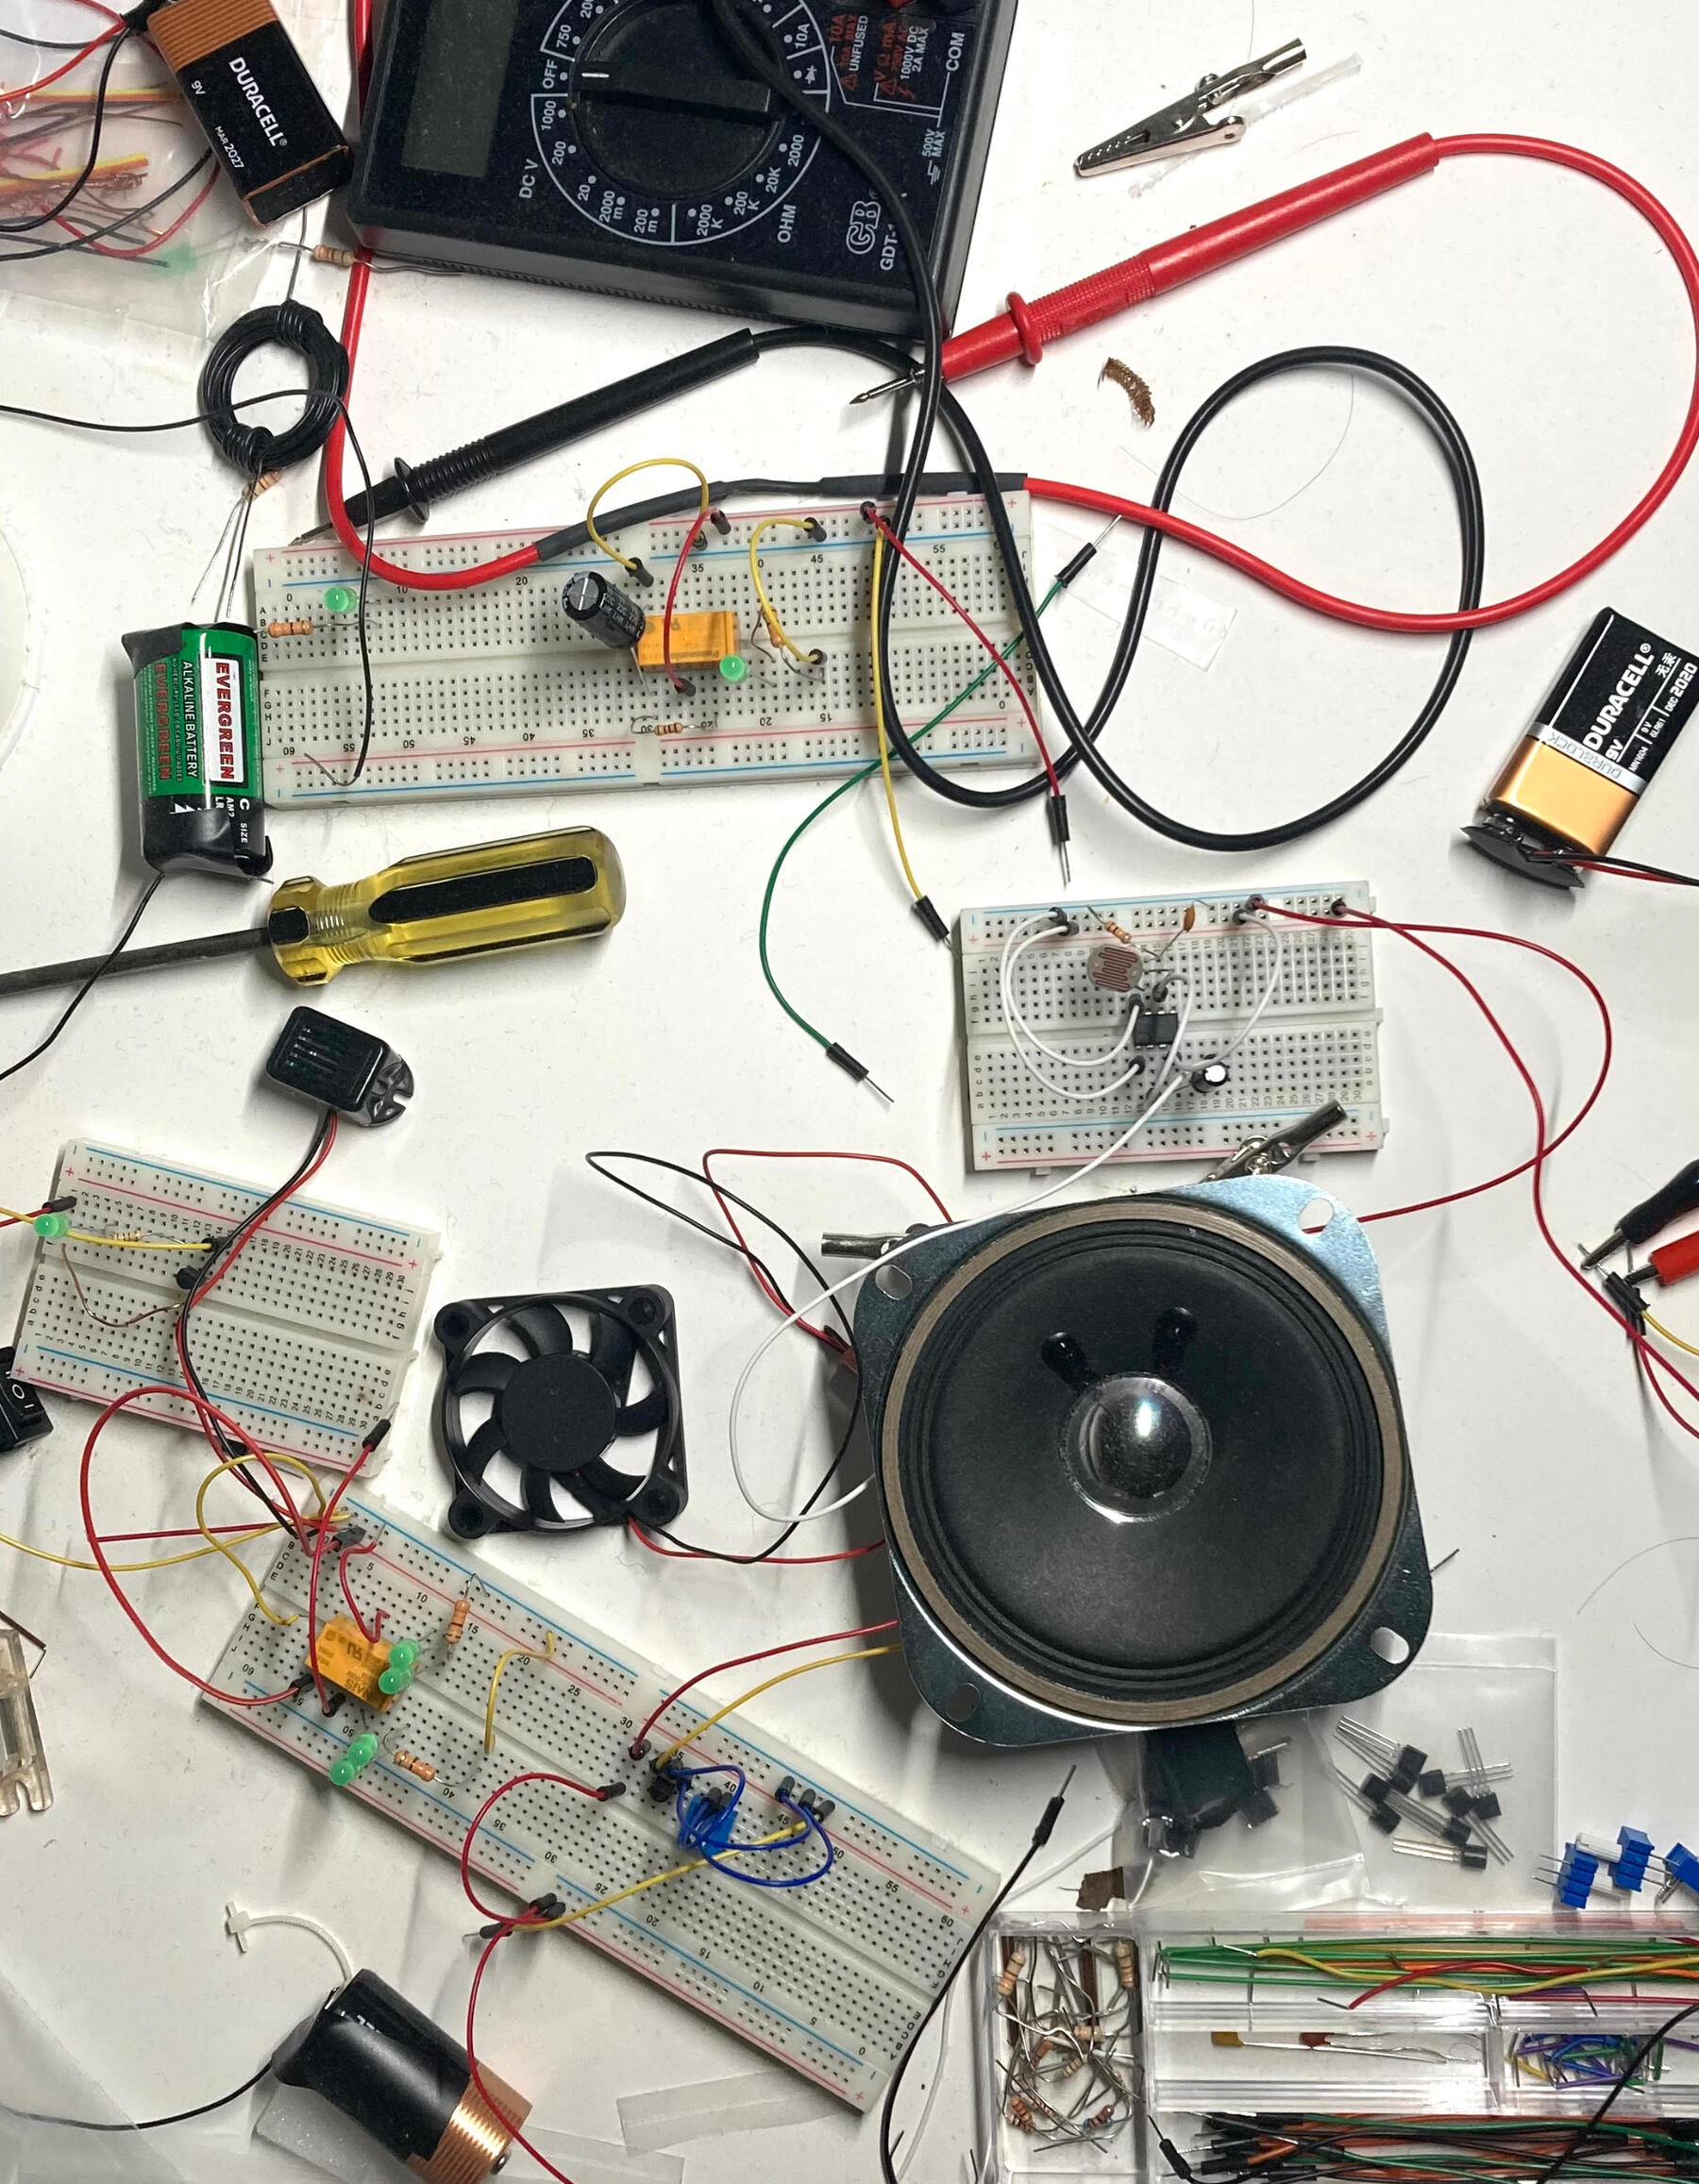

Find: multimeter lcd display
[403,0,524,178]
[350,0,1017,336]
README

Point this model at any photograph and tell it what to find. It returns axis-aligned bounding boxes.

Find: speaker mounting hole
[1369,1625,1411,1665]
[1298,1198,1334,1235]
[876,1263,913,1300]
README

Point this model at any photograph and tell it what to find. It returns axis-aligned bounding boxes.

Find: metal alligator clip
[1204,1100,1346,1181]
[1075,38,1306,177]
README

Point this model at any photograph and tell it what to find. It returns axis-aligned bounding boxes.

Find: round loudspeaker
[856,1184,1430,1743]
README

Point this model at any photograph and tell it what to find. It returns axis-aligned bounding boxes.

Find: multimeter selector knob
[575,0,782,197]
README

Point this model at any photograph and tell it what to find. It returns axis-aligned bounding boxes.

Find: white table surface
[4,0,1699,2176]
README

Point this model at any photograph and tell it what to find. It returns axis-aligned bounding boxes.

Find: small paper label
[198,650,244,786]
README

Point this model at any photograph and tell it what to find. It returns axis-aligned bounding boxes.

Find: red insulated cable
[866,510,1060,795]
[662,506,711,692]
[1031,137,1699,638]
[631,1620,899,1757]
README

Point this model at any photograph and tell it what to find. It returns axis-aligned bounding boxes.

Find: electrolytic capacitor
[563,571,648,650]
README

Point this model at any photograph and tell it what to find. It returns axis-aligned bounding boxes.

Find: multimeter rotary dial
[536,0,828,246]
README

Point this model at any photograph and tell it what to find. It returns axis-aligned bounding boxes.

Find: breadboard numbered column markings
[206,1499,993,2107]
[958,883,1386,1173]
[10,1142,438,1466]
[254,496,1040,804]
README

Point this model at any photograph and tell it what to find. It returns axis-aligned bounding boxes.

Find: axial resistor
[267,618,314,637]
[1112,1938,1136,1990]
[997,1943,1029,1998]
[1007,2097,1035,2133]
[446,1599,470,1645]
[392,1749,436,1782]
[1088,2103,1117,2129]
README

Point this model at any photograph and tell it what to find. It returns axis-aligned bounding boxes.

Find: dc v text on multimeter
[347,0,1017,333]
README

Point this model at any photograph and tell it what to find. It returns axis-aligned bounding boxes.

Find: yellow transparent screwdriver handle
[265,828,625,984]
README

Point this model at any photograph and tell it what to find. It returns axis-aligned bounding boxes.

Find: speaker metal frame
[853,1177,1431,1747]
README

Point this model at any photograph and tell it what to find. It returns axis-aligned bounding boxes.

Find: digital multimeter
[347,0,1017,334]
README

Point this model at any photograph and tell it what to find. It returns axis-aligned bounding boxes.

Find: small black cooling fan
[433,1289,685,1540]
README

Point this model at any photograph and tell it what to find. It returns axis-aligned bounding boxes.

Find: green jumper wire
[757,573,1069,1094]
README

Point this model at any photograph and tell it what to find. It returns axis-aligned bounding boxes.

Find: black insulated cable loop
[199,301,349,479]
[1009,344,1488,851]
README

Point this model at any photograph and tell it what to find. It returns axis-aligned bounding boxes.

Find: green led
[717,653,749,684]
[388,1639,421,1670]
[325,585,357,614]
[32,1212,70,1238]
[377,1662,412,1696]
[328,1731,379,1788]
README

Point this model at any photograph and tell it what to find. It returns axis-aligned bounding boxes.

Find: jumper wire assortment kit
[5,5,1699,2184]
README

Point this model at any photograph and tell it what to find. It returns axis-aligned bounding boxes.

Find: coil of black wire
[198,300,349,479]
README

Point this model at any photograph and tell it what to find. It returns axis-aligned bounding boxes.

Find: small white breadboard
[208,1498,994,2108]
[253,494,1041,805]
[959,882,1385,1171]
[9,1141,439,1467]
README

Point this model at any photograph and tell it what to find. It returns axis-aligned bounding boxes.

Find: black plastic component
[434,1288,685,1539]
[1417,1768,1447,1798]
[912,896,950,945]
[1460,1842,1489,1871]
[1388,1745,1425,1793]
[272,1969,506,2175]
[348,0,1018,338]
[1361,1773,1391,1805]
[1618,1162,1699,1252]
[1369,1803,1400,1834]
[824,1041,872,1085]
[1443,1817,1472,1847]
[1472,1789,1502,1822]
[0,1348,50,1453]
[563,570,648,651]
[1250,1749,1283,1790]
[1134,1011,1182,1050]
[1462,818,1582,888]
[1443,1787,1476,1818]
[1240,1787,1279,1827]
[1144,1722,1264,1853]
[264,1008,413,1127]
[342,330,763,530]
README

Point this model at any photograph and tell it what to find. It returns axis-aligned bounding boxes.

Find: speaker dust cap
[875,1197,1412,1728]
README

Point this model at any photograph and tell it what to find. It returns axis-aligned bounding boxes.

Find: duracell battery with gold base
[1465,607,1699,887]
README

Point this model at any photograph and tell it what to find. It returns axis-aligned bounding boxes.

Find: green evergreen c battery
[123,622,273,879]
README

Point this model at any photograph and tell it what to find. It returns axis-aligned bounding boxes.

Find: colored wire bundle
[1155,1935,1699,2002]
[670,1764,833,1889]
[1188,2104,1699,2184]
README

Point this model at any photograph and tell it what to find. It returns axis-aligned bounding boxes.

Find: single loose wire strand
[748,516,824,665]
[649,1644,899,1772]
[482,1633,556,1747]
[584,456,707,574]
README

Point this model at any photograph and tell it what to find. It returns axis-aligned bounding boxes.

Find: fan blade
[564,1457,638,1524]
[586,1311,637,1391]
[510,1303,573,1357]
[614,1388,670,1437]
[522,1466,570,1524]
[451,1351,517,1398]
[460,1415,506,1484]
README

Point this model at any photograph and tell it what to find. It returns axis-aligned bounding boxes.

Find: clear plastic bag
[1100,1715,1366,1915]
[0,0,281,343]
[0,1963,183,2182]
[1321,1633,1556,1907]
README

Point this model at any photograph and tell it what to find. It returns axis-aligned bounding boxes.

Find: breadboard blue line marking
[210,1497,995,2108]
[32,1349,349,1435]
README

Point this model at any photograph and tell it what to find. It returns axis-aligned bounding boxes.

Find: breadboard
[253,494,1041,805]
[207,1498,994,2108]
[9,1141,438,1467]
[959,882,1385,1171]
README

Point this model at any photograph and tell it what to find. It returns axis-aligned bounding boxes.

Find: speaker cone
[873,1195,1417,1730]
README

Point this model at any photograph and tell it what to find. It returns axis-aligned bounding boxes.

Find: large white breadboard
[207,1498,995,2108]
[10,1142,438,1467]
[959,882,1385,1171]
[253,494,1041,805]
